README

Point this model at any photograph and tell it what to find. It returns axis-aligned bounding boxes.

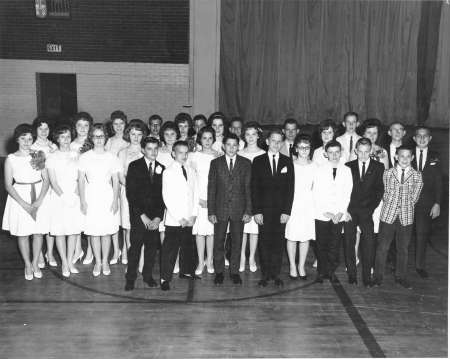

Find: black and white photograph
[0,0,448,358]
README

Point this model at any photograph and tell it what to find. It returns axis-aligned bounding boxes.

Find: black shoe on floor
[315,274,324,284]
[416,268,429,279]
[289,275,298,280]
[274,278,284,287]
[214,273,224,285]
[230,274,242,285]
[124,280,135,291]
[395,277,412,290]
[363,280,372,288]
[348,276,357,285]
[329,273,339,284]
[298,275,307,281]
[372,278,382,287]
[179,273,192,280]
[192,274,202,280]
[258,279,268,287]
[161,281,170,291]
[144,278,158,287]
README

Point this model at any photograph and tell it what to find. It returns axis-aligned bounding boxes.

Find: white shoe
[195,262,205,276]
[121,257,128,265]
[102,265,111,276]
[45,253,57,267]
[239,261,245,273]
[69,266,79,274]
[313,260,317,268]
[33,268,43,279]
[225,258,230,267]
[83,253,94,265]
[38,252,45,268]
[109,250,121,265]
[356,257,360,266]
[173,263,180,274]
[206,262,214,274]
[249,261,257,273]
[72,250,84,264]
[38,260,45,269]
[62,267,70,278]
[24,268,33,281]
[92,264,101,277]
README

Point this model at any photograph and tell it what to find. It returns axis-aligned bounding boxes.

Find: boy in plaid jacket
[373,146,423,289]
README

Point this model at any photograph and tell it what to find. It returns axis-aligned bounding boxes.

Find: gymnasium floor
[0,216,447,358]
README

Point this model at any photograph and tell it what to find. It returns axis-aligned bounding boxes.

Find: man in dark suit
[412,126,442,278]
[208,133,252,285]
[125,137,165,291]
[344,138,384,286]
[251,129,294,287]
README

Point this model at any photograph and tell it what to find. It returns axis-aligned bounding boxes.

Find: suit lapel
[392,167,401,184]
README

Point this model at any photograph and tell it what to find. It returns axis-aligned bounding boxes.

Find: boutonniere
[155,165,163,174]
[429,157,439,166]
[30,150,46,170]
[280,167,287,174]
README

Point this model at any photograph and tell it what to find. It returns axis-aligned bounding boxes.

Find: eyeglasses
[93,135,105,139]
[297,146,311,151]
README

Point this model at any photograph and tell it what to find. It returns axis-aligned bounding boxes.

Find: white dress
[239,149,265,234]
[156,149,174,232]
[46,150,84,236]
[2,154,50,236]
[105,137,129,156]
[188,151,215,236]
[70,141,83,153]
[212,137,224,155]
[285,162,316,242]
[118,147,143,229]
[78,150,121,236]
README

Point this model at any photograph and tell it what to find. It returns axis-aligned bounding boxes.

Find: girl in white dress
[117,120,146,264]
[70,112,94,265]
[78,124,121,277]
[188,127,219,275]
[105,111,129,265]
[208,113,226,155]
[238,122,265,273]
[2,124,50,280]
[156,121,180,272]
[46,125,84,277]
[285,134,316,279]
[31,117,58,269]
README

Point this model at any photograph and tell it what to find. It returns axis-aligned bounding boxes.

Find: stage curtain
[219,0,443,126]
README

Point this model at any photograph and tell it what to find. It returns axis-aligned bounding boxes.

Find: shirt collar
[225,154,237,161]
[144,157,155,168]
[267,151,279,159]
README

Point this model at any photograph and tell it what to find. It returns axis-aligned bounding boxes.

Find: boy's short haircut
[325,140,342,152]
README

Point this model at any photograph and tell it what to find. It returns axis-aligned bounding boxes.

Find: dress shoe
[195,262,205,276]
[348,276,357,285]
[33,268,43,279]
[299,275,307,281]
[83,253,94,265]
[314,274,324,283]
[312,259,317,268]
[37,260,46,269]
[24,267,33,281]
[144,278,158,288]
[416,268,429,279]
[125,280,135,291]
[173,262,180,274]
[62,267,70,278]
[72,250,84,264]
[329,273,339,284]
[289,275,298,280]
[231,274,242,285]
[249,261,257,273]
[121,257,128,265]
[102,264,111,276]
[92,264,101,277]
[109,250,122,265]
[192,274,202,280]
[239,260,245,273]
[214,273,224,285]
[45,253,57,267]
[69,266,79,274]
[363,280,373,288]
[274,278,284,287]
[258,279,268,287]
[206,261,214,274]
[372,278,382,287]
[179,273,192,280]
[395,277,412,290]
[289,268,298,279]
[224,258,230,267]
[161,281,170,291]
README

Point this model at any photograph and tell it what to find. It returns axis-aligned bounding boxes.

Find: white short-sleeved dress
[78,150,121,236]
[189,151,216,236]
[118,147,143,229]
[156,149,174,232]
[105,137,129,156]
[46,150,84,236]
[2,154,50,236]
[285,162,316,242]
[239,149,266,234]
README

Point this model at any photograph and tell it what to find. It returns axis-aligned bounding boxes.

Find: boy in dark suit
[344,138,384,286]
[251,129,295,287]
[412,126,442,278]
[125,137,165,291]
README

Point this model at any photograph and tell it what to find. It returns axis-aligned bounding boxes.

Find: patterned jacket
[380,166,423,226]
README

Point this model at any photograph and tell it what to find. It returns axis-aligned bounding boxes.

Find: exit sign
[46,44,62,53]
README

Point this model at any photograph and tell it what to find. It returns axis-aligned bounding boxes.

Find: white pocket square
[280,167,287,173]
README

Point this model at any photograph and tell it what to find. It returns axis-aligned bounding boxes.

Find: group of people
[2,110,442,291]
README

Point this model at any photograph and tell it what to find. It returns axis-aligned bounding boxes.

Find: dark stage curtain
[220,0,447,126]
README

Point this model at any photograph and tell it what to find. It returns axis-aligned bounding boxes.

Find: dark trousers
[374,219,412,281]
[160,226,195,282]
[258,214,285,280]
[315,219,343,277]
[414,207,432,270]
[125,221,160,282]
[214,219,244,275]
[344,213,375,283]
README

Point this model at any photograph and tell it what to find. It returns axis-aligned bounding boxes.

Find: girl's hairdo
[32,116,54,133]
[52,124,74,145]
[196,126,216,146]
[13,123,35,143]
[193,114,207,124]
[318,118,336,134]
[159,121,181,144]
[88,123,109,144]
[292,133,312,157]
[72,112,94,127]
[242,121,263,147]
[124,119,148,142]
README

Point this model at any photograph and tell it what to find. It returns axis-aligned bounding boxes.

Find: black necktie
[289,144,293,159]
[349,136,353,153]
[361,162,366,180]
[272,155,277,176]
[229,158,233,172]
[419,150,423,171]
[182,165,187,181]
[149,162,153,182]
[333,167,337,180]
[401,169,405,184]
